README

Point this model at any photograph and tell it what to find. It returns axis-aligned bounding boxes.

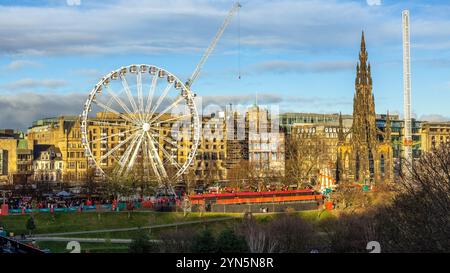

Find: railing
[0,236,46,253]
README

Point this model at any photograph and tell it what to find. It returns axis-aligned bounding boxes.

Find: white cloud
[252,60,354,74]
[0,0,408,56]
[0,90,352,130]
[3,60,40,70]
[66,0,81,6]
[3,78,67,90]
[0,0,449,58]
[0,92,85,130]
[419,114,450,122]
[367,0,382,6]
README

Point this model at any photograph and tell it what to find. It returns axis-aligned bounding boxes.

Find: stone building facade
[0,130,33,184]
[420,122,450,152]
[33,145,64,182]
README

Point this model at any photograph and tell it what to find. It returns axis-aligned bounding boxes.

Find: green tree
[216,229,248,253]
[190,229,217,253]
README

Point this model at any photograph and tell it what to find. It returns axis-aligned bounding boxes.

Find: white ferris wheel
[80,65,200,184]
[80,2,241,187]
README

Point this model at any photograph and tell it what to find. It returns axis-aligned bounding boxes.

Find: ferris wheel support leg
[146,132,168,179]
[117,133,142,176]
[126,133,148,174]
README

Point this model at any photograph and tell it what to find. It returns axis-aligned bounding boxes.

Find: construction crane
[185,2,241,89]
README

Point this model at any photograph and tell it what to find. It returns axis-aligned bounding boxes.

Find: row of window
[429,128,450,133]
[196,152,225,160]
[200,144,225,150]
[249,152,284,161]
[68,143,83,149]
[34,162,63,170]
[68,152,85,159]
[67,161,86,169]
[249,143,280,150]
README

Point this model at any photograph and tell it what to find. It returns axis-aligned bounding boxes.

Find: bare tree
[238,214,319,253]
[84,167,97,195]
[324,145,450,253]
[321,210,378,253]
[183,168,197,195]
[227,160,262,191]
[330,180,371,212]
[375,144,450,252]
[285,133,330,189]
[159,228,197,253]
[238,217,277,253]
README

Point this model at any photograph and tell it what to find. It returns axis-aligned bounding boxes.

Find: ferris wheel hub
[142,123,151,132]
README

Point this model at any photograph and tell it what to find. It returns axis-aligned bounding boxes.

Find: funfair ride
[80,2,241,194]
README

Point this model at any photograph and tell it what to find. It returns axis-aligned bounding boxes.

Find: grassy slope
[0,210,335,253]
[0,211,237,235]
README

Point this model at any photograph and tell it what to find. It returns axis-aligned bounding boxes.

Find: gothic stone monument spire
[352,31,378,183]
[337,32,393,184]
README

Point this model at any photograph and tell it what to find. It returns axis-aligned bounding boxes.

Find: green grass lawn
[73,218,239,239]
[0,210,333,236]
[252,209,335,223]
[0,211,237,235]
[0,209,334,253]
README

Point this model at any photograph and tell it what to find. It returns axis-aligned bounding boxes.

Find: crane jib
[186,2,241,88]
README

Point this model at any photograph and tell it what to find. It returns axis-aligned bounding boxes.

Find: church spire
[361,31,366,51]
[338,112,345,142]
[385,111,391,143]
[359,31,368,68]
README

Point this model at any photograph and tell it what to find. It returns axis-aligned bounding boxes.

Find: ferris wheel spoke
[142,139,152,179]
[88,127,140,144]
[155,114,192,125]
[120,74,140,120]
[105,85,138,123]
[137,71,145,114]
[148,133,182,170]
[149,82,173,118]
[99,131,140,161]
[144,74,159,120]
[89,120,128,127]
[144,135,162,181]
[148,96,184,124]
[117,134,139,171]
[94,101,137,125]
[146,132,168,179]
[117,132,142,175]
[126,132,145,173]
[148,128,186,151]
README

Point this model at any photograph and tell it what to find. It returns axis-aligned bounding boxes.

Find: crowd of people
[6,196,115,211]
[2,190,182,213]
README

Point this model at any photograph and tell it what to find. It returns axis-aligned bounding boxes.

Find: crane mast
[186,2,241,88]
[402,10,413,165]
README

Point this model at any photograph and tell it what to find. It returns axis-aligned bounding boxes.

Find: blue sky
[1,0,450,130]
